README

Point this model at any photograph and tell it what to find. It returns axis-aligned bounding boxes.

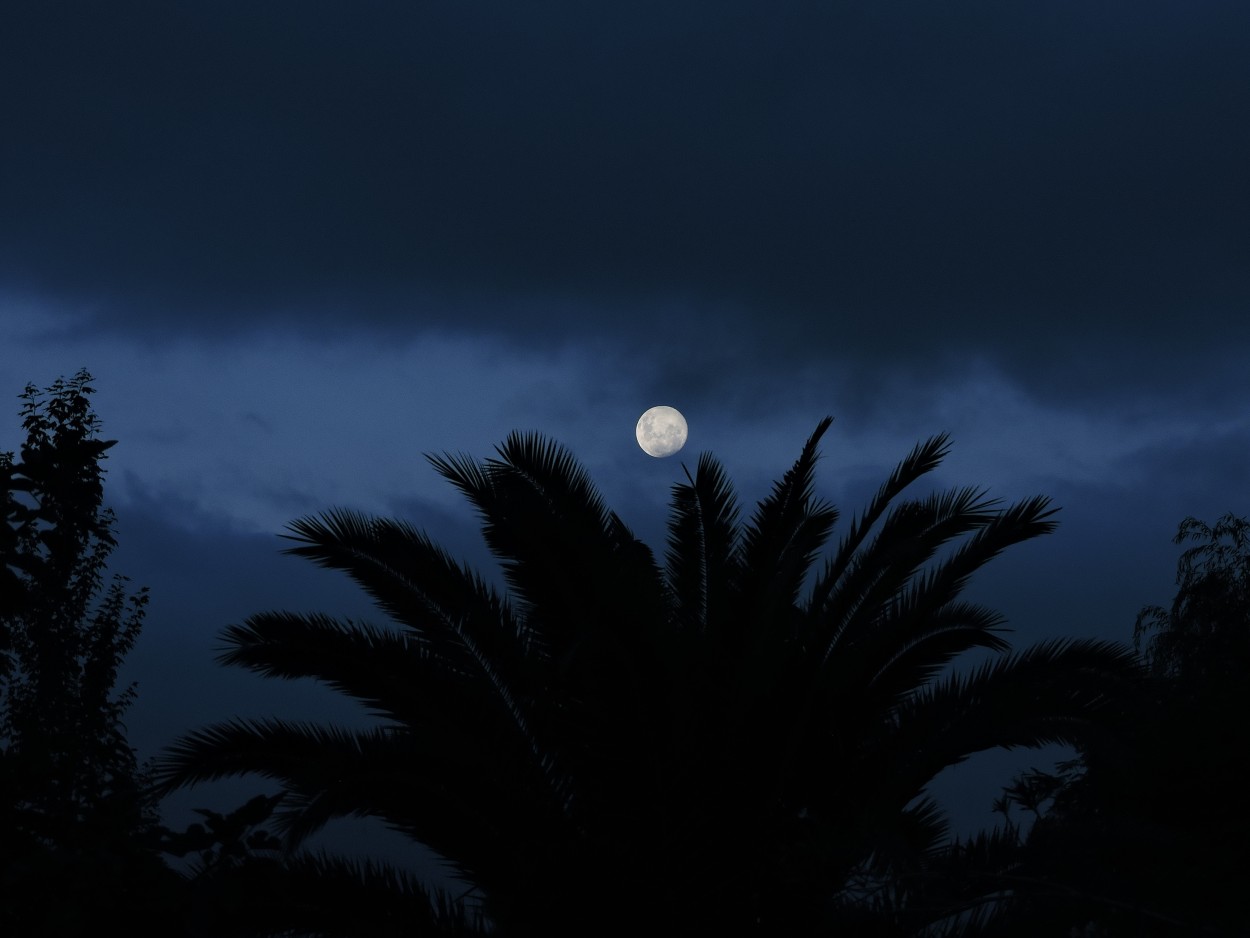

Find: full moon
[636,405,688,458]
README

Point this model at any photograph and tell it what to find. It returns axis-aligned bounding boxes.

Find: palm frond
[808,432,953,615]
[153,718,564,869]
[431,432,617,581]
[218,612,542,755]
[269,773,523,882]
[862,796,953,875]
[885,639,1143,797]
[424,449,495,525]
[736,416,839,631]
[153,720,407,798]
[434,435,676,784]
[815,495,1056,707]
[812,485,1001,667]
[280,510,542,763]
[282,509,521,664]
[194,850,487,937]
[491,430,616,529]
[896,495,1059,635]
[862,602,1012,703]
[665,452,742,634]
[430,433,665,663]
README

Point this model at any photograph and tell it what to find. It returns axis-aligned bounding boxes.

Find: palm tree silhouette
[155,419,1137,935]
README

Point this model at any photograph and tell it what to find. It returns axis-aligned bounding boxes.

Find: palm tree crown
[155,419,1137,935]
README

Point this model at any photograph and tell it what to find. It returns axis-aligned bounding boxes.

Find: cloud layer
[3,1,1248,404]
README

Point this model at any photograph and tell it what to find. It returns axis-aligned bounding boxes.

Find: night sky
[3,1,1248,862]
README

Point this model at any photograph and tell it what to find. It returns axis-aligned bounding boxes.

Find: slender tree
[155,420,1139,935]
[1,370,174,935]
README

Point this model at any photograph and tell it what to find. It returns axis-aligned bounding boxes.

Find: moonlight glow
[635,405,688,457]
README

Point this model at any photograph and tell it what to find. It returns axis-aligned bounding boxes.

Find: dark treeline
[1,371,1243,936]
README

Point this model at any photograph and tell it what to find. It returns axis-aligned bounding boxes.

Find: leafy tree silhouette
[998,514,1250,936]
[1,370,179,935]
[1135,513,1250,690]
[155,420,1139,935]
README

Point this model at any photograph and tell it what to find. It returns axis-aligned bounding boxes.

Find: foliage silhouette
[1,370,177,935]
[1134,513,1250,689]
[998,513,1250,936]
[155,420,1139,935]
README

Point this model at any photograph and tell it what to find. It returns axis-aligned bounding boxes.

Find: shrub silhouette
[1001,514,1249,936]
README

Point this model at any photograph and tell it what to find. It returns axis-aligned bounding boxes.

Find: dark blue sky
[2,1,1248,847]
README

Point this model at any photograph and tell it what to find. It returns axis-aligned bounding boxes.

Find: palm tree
[154,419,1138,935]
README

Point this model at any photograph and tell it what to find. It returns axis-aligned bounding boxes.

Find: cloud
[2,1,1247,403]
